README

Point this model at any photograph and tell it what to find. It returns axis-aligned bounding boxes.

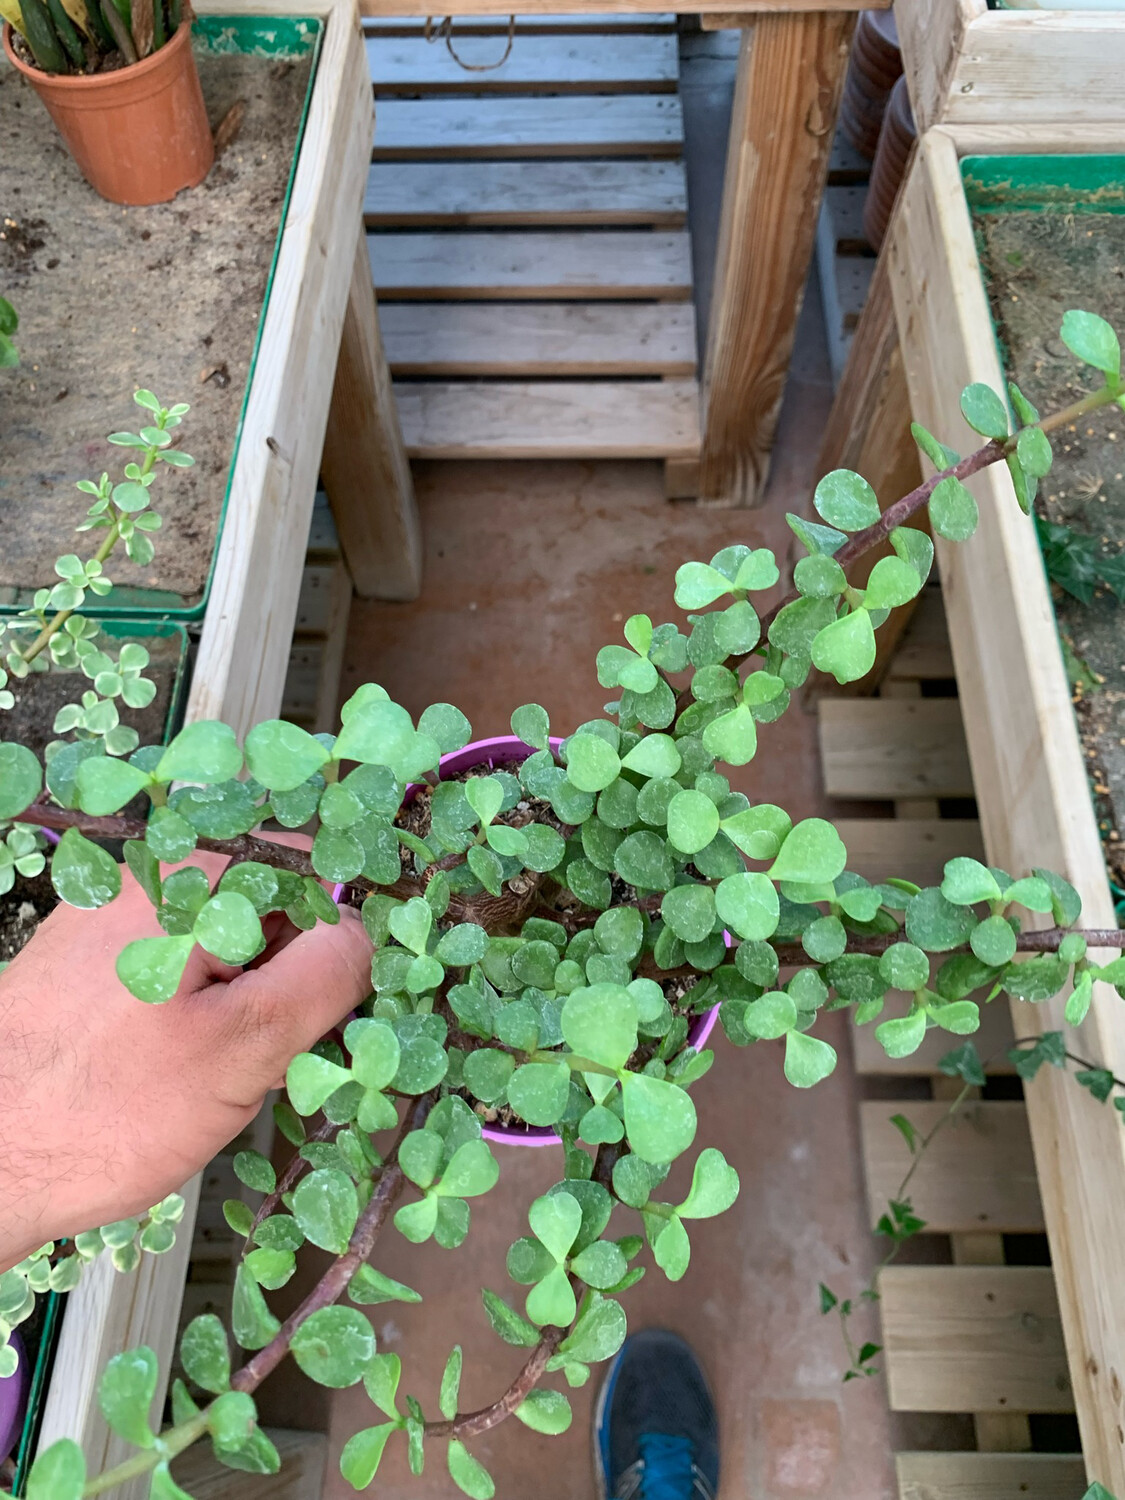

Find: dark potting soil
[975,210,1125,885]
[0,43,313,607]
[0,631,180,957]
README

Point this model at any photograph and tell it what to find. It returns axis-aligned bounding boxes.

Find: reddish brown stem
[426,1330,564,1439]
[773,927,1123,962]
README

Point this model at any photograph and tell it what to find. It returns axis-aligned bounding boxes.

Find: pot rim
[337,733,721,1149]
[3,16,192,94]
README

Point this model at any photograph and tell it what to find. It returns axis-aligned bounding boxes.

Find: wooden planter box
[20,0,374,1492]
[895,0,1125,134]
[883,127,1125,1494]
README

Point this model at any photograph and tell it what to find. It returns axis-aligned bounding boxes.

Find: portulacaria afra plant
[3,311,1125,1500]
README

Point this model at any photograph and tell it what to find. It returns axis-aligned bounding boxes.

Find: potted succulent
[4,315,1125,1499]
[1,0,212,204]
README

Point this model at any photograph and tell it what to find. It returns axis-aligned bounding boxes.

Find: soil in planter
[975,210,1125,886]
[0,630,180,958]
[0,42,313,609]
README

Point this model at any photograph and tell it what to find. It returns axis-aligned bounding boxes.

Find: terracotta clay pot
[863,74,917,251]
[839,7,903,160]
[3,18,213,206]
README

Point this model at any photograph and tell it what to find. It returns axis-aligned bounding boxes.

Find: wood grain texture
[395,379,701,458]
[889,131,1125,1489]
[699,12,854,505]
[322,230,421,601]
[880,1266,1073,1414]
[895,1451,1087,1500]
[37,5,373,1488]
[366,32,678,92]
[832,816,984,887]
[365,12,677,30]
[361,0,887,14]
[818,698,974,799]
[813,248,924,688]
[368,229,693,299]
[886,588,954,681]
[365,159,688,226]
[371,94,684,158]
[380,301,697,376]
[861,1101,1042,1234]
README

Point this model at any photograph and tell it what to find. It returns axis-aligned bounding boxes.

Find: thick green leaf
[621,1073,697,1164]
[292,1169,359,1255]
[340,1423,396,1490]
[714,871,778,941]
[512,703,550,750]
[244,720,329,791]
[562,983,638,1070]
[674,561,733,609]
[448,1441,495,1500]
[769,818,846,884]
[348,1264,422,1306]
[514,1389,573,1435]
[702,703,757,767]
[440,1346,462,1420]
[437,1140,499,1198]
[665,789,720,855]
[287,1052,353,1116]
[180,1314,230,1395]
[879,943,929,993]
[291,1307,375,1388]
[482,1289,540,1347]
[232,1264,280,1350]
[194,893,263,966]
[566,734,621,793]
[783,1030,837,1088]
[116,934,195,1003]
[960,383,1008,440]
[876,1007,927,1060]
[941,857,1002,905]
[347,1020,401,1093]
[156,721,242,784]
[970,915,1017,967]
[863,556,923,610]
[648,1212,691,1281]
[526,1264,577,1327]
[928,476,979,542]
[661,883,717,943]
[75,756,152,815]
[814,469,880,531]
[677,1148,740,1219]
[529,1192,583,1261]
[556,1293,626,1365]
[906,887,977,951]
[811,609,876,685]
[621,734,681,780]
[1061,309,1121,378]
[507,1062,571,1126]
[52,827,122,909]
[419,703,472,754]
[26,1439,86,1500]
[741,990,798,1040]
[98,1346,158,1448]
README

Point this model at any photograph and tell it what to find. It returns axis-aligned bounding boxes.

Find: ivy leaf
[52,826,122,909]
[783,1031,838,1087]
[814,469,880,531]
[677,1148,740,1219]
[156,721,242,784]
[811,609,876,685]
[448,1441,495,1500]
[244,720,329,791]
[1061,309,1121,379]
[621,1074,697,1164]
[340,1424,397,1490]
[290,1307,374,1388]
[98,1346,158,1448]
[960,383,1009,440]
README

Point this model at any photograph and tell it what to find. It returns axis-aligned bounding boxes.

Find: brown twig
[246,1119,339,1240]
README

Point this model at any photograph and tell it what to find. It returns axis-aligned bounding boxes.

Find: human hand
[0,851,373,1271]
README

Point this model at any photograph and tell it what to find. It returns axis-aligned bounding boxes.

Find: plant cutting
[3,311,1125,1499]
[1,0,212,205]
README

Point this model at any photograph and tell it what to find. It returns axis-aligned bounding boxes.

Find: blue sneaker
[594,1329,720,1500]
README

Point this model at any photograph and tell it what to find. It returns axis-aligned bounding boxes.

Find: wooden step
[367,33,679,93]
[886,588,955,682]
[879,1267,1073,1414]
[394,379,700,459]
[851,994,1015,1076]
[834,818,984,888]
[371,95,684,158]
[380,302,697,376]
[365,159,688,227]
[365,14,678,34]
[819,699,974,800]
[895,1451,1086,1500]
[861,1101,1042,1235]
[369,230,693,300]
[172,1429,327,1499]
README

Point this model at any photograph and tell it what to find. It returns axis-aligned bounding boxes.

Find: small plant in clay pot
[1,0,212,205]
[6,316,1125,1500]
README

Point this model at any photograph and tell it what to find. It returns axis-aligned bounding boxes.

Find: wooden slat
[380,301,697,376]
[887,589,954,682]
[360,0,890,15]
[365,12,678,31]
[369,230,692,299]
[861,1101,1042,1234]
[367,33,678,93]
[819,699,974,800]
[395,379,700,459]
[835,818,984,888]
[365,159,687,226]
[851,992,1014,1076]
[172,1430,326,1499]
[895,1451,1087,1500]
[371,95,684,158]
[889,130,1125,1488]
[880,1266,1073,1414]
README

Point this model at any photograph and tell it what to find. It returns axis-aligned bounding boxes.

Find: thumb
[217,909,375,1086]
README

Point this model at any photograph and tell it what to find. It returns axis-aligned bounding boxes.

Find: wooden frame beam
[698,11,854,506]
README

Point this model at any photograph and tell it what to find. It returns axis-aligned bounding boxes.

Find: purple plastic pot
[0,1333,29,1470]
